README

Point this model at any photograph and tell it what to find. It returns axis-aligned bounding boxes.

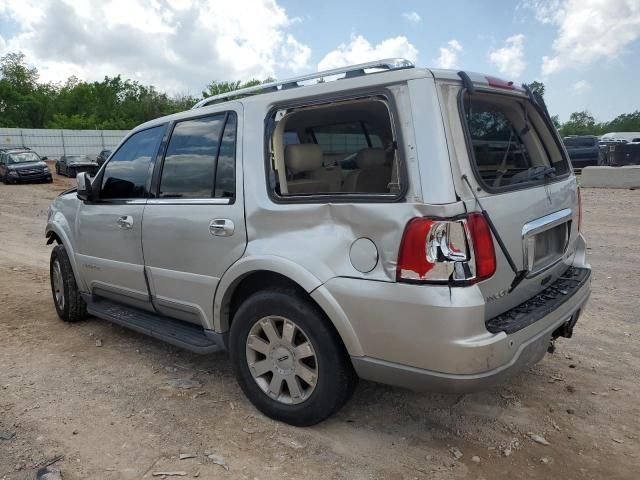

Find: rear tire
[50,245,87,322]
[229,289,358,426]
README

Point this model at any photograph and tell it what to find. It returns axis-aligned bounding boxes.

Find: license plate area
[522,208,572,276]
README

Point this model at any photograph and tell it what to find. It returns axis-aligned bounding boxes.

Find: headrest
[285,144,324,174]
[356,148,386,169]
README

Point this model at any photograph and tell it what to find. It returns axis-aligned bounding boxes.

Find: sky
[0,0,639,122]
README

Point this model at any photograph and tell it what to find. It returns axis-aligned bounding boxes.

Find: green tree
[559,110,602,136]
[528,80,545,98]
[202,78,275,98]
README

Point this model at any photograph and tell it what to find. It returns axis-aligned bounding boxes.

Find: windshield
[8,152,40,163]
[67,156,89,162]
[462,92,570,189]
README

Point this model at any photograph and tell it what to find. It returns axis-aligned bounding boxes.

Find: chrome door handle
[117,215,133,229]
[209,219,234,237]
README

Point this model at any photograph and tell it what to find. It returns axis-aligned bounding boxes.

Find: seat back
[343,148,391,193]
[284,144,329,194]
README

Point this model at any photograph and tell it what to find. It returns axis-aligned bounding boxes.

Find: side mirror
[76,172,93,202]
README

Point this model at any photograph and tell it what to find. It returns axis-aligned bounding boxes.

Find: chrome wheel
[246,315,318,405]
[52,259,65,310]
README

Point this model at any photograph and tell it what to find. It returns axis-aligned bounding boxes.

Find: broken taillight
[397,213,496,284]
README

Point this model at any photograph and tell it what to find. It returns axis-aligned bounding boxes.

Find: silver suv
[46,59,591,426]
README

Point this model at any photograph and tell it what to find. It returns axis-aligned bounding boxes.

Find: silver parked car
[46,59,591,426]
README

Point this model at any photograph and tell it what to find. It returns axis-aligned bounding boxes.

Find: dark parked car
[96,149,112,167]
[55,155,99,178]
[563,135,601,168]
[0,148,52,184]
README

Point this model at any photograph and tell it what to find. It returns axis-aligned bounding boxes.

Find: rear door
[443,84,579,318]
[141,106,246,326]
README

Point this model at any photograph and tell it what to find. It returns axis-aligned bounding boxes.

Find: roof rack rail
[192,58,414,109]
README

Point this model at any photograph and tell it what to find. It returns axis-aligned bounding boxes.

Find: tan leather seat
[284,144,330,194]
[343,148,391,193]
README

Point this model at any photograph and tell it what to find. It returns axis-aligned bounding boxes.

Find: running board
[86,300,221,354]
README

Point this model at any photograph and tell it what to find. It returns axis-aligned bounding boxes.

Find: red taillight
[577,187,583,232]
[396,214,496,284]
[485,75,515,90]
[467,213,496,280]
[396,218,435,281]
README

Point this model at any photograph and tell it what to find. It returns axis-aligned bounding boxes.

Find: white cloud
[488,34,527,78]
[402,11,421,24]
[522,0,640,76]
[318,35,418,71]
[434,39,462,69]
[573,79,591,94]
[0,0,311,93]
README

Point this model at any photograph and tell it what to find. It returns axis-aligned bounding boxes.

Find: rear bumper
[324,255,591,393]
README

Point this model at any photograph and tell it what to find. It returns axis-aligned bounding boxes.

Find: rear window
[563,137,596,147]
[462,92,570,190]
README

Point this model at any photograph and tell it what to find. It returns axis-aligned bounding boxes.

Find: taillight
[397,214,496,284]
[577,187,583,232]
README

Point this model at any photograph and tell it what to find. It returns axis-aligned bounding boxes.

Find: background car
[0,147,52,184]
[55,155,99,178]
[96,149,112,167]
[562,135,601,169]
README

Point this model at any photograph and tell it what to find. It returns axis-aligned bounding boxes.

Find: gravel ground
[0,177,638,479]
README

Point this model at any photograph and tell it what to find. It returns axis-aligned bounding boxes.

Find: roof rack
[192,58,414,109]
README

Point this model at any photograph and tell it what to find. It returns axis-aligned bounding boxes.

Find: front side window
[101,125,165,199]
[158,112,237,199]
[462,92,569,189]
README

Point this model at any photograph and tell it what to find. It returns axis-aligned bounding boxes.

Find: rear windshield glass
[462,92,570,189]
[563,137,596,147]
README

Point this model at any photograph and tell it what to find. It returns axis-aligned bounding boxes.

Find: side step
[86,300,221,354]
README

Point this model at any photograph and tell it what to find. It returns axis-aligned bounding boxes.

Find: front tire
[229,289,358,426]
[50,245,87,322]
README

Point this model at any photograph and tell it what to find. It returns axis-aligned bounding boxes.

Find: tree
[528,80,545,98]
[202,78,275,98]
[559,110,601,136]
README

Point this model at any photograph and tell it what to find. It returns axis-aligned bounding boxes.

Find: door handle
[209,219,234,237]
[117,215,133,229]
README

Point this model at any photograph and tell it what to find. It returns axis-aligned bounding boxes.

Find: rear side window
[101,125,165,199]
[266,96,402,198]
[159,112,237,199]
[462,92,569,190]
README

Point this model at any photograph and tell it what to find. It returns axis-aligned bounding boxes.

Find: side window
[158,112,237,199]
[266,97,401,198]
[214,114,237,199]
[101,125,165,199]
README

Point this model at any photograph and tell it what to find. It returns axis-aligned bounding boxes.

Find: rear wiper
[527,166,556,180]
[511,166,556,185]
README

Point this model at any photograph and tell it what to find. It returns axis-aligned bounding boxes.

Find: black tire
[50,244,87,322]
[68,167,76,178]
[55,164,60,175]
[229,289,358,426]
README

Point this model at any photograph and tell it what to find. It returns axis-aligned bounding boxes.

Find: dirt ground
[0,176,638,480]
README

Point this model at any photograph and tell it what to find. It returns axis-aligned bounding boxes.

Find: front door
[142,107,246,326]
[76,124,166,311]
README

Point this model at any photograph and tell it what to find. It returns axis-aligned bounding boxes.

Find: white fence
[0,128,130,159]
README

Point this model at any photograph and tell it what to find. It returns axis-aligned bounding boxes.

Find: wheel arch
[45,222,87,292]
[213,256,364,356]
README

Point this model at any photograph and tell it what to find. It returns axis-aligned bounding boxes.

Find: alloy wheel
[245,315,318,405]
